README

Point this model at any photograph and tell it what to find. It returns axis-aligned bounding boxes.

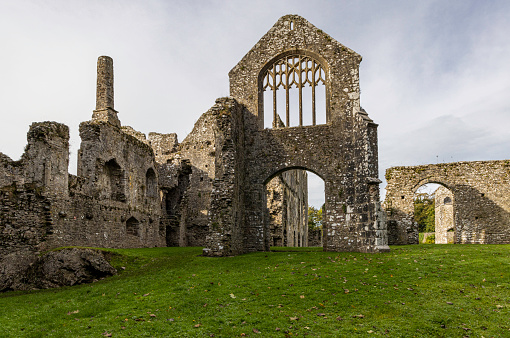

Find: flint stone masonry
[384,160,510,245]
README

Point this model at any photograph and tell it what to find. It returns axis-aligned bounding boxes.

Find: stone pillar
[92,56,121,127]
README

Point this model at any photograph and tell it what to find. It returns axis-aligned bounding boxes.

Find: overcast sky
[1,0,509,207]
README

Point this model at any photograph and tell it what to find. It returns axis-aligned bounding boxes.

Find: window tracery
[262,54,326,128]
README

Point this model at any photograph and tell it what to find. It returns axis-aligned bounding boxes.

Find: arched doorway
[264,168,325,248]
[413,183,455,244]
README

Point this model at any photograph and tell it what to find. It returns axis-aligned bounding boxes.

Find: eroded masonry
[384,161,510,245]
[0,15,389,266]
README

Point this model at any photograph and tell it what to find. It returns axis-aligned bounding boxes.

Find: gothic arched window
[261,53,327,128]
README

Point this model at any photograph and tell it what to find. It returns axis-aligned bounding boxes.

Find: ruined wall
[385,160,510,245]
[2,16,389,260]
[266,174,284,246]
[0,56,165,261]
[200,98,246,256]
[0,122,69,257]
[151,101,312,250]
[150,103,220,247]
[435,186,454,244]
[203,15,388,256]
[154,159,191,247]
[0,182,51,257]
[50,120,163,249]
[149,132,178,164]
[266,169,308,247]
[147,132,186,247]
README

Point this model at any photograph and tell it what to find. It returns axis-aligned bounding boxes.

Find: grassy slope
[0,245,509,337]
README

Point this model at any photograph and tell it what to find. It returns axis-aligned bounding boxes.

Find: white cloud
[0,0,509,203]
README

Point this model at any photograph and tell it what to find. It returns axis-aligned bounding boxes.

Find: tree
[308,206,323,229]
[414,192,435,232]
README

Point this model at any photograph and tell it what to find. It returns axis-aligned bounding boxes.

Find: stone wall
[51,118,163,249]
[308,227,323,247]
[149,132,178,164]
[0,56,165,262]
[151,100,227,247]
[1,15,388,261]
[266,169,308,247]
[435,185,454,244]
[385,160,510,245]
[0,121,69,257]
[202,98,247,256]
[150,102,313,250]
[204,14,388,256]
[0,184,51,257]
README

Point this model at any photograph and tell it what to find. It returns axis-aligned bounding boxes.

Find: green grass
[1,245,509,337]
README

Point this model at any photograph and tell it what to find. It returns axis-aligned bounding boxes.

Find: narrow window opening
[290,21,294,30]
[145,168,157,198]
[105,159,125,202]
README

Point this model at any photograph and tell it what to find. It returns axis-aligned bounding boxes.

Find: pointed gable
[229,14,363,128]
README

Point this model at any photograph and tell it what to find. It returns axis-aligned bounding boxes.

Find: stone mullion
[272,64,277,128]
[298,56,303,126]
[312,62,316,126]
[285,60,290,127]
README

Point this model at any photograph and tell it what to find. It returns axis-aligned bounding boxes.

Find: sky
[1,0,509,208]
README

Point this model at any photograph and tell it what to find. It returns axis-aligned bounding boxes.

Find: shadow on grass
[270,246,323,252]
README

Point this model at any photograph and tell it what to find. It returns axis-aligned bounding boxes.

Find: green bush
[419,232,435,244]
[425,233,435,244]
[414,193,435,232]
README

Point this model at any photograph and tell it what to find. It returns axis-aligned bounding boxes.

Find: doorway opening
[414,183,454,244]
[265,168,325,249]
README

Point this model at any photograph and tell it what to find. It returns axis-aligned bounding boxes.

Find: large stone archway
[202,15,388,256]
[384,161,510,245]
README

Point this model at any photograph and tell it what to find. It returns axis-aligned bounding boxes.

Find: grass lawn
[0,244,509,337]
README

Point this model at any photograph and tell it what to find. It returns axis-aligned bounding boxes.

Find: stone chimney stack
[92,56,121,127]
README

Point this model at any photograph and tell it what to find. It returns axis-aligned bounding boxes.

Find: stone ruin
[207,14,388,256]
[384,161,510,245]
[4,13,508,291]
[0,14,389,283]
